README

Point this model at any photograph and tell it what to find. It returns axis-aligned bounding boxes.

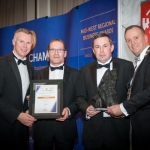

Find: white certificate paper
[34,84,58,113]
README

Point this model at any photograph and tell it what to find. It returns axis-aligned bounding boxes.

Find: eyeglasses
[48,49,65,53]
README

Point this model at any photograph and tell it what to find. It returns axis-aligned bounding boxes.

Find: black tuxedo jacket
[77,57,134,142]
[0,52,34,142]
[32,66,79,141]
[123,51,150,144]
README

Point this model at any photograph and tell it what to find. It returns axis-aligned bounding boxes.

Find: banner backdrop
[78,0,118,68]
[141,0,150,44]
[0,0,117,149]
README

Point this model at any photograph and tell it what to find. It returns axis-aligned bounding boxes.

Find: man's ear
[12,39,15,46]
[145,34,148,43]
[46,50,49,61]
[64,51,67,58]
[111,44,114,53]
[92,48,95,55]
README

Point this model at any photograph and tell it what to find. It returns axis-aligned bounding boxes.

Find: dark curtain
[0,0,27,28]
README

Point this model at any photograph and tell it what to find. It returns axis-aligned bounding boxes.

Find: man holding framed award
[32,39,80,150]
[77,33,134,150]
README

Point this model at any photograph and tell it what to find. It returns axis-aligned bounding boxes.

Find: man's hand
[56,107,69,121]
[86,105,100,117]
[107,104,124,118]
[26,95,30,101]
[17,112,37,127]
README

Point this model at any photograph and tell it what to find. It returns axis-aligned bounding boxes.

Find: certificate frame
[29,79,63,119]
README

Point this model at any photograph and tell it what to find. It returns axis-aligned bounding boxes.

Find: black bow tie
[17,59,27,65]
[97,60,112,69]
[50,65,64,71]
[13,54,27,65]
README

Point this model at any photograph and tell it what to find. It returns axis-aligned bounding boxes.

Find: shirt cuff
[66,107,71,116]
[120,103,129,116]
[86,114,90,120]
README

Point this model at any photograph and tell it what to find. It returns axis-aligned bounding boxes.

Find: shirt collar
[12,51,26,60]
[97,57,112,65]
[50,63,64,67]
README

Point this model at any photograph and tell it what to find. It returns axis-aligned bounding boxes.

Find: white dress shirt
[49,64,71,115]
[13,52,29,103]
[97,57,112,117]
[49,64,64,79]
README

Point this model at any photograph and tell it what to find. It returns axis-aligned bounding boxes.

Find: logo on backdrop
[29,52,47,62]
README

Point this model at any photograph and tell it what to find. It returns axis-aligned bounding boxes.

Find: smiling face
[47,40,67,66]
[125,27,149,56]
[92,36,114,63]
[12,31,33,59]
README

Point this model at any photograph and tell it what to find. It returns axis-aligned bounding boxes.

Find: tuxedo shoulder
[27,62,34,68]
[113,57,133,65]
[80,61,96,69]
[35,66,48,74]
[65,65,79,73]
[0,53,14,68]
[0,53,10,62]
[145,52,150,60]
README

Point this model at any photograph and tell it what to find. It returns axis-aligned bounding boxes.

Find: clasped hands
[87,104,124,118]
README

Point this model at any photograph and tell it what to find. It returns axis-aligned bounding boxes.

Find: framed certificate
[29,80,63,119]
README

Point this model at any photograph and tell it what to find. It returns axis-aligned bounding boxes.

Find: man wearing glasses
[32,39,80,150]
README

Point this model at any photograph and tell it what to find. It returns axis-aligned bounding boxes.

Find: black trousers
[0,128,28,150]
[34,121,74,150]
[132,129,150,150]
[84,118,130,150]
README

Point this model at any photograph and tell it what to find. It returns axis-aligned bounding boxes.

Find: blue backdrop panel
[17,11,79,71]
[78,0,118,68]
[0,26,16,56]
[0,0,117,150]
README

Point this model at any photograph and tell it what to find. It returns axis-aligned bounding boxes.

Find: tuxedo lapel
[8,53,22,94]
[112,59,120,90]
[26,63,32,80]
[43,67,49,79]
[112,59,120,70]
[132,48,150,86]
[90,61,97,91]
[63,66,70,94]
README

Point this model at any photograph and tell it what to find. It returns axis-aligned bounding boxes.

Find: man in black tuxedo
[33,39,79,150]
[108,25,150,150]
[0,28,37,150]
[77,33,134,150]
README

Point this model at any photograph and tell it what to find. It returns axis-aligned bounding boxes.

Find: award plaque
[29,80,63,119]
[92,68,118,111]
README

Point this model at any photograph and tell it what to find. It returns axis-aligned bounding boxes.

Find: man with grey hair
[0,28,36,149]
[108,25,150,150]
